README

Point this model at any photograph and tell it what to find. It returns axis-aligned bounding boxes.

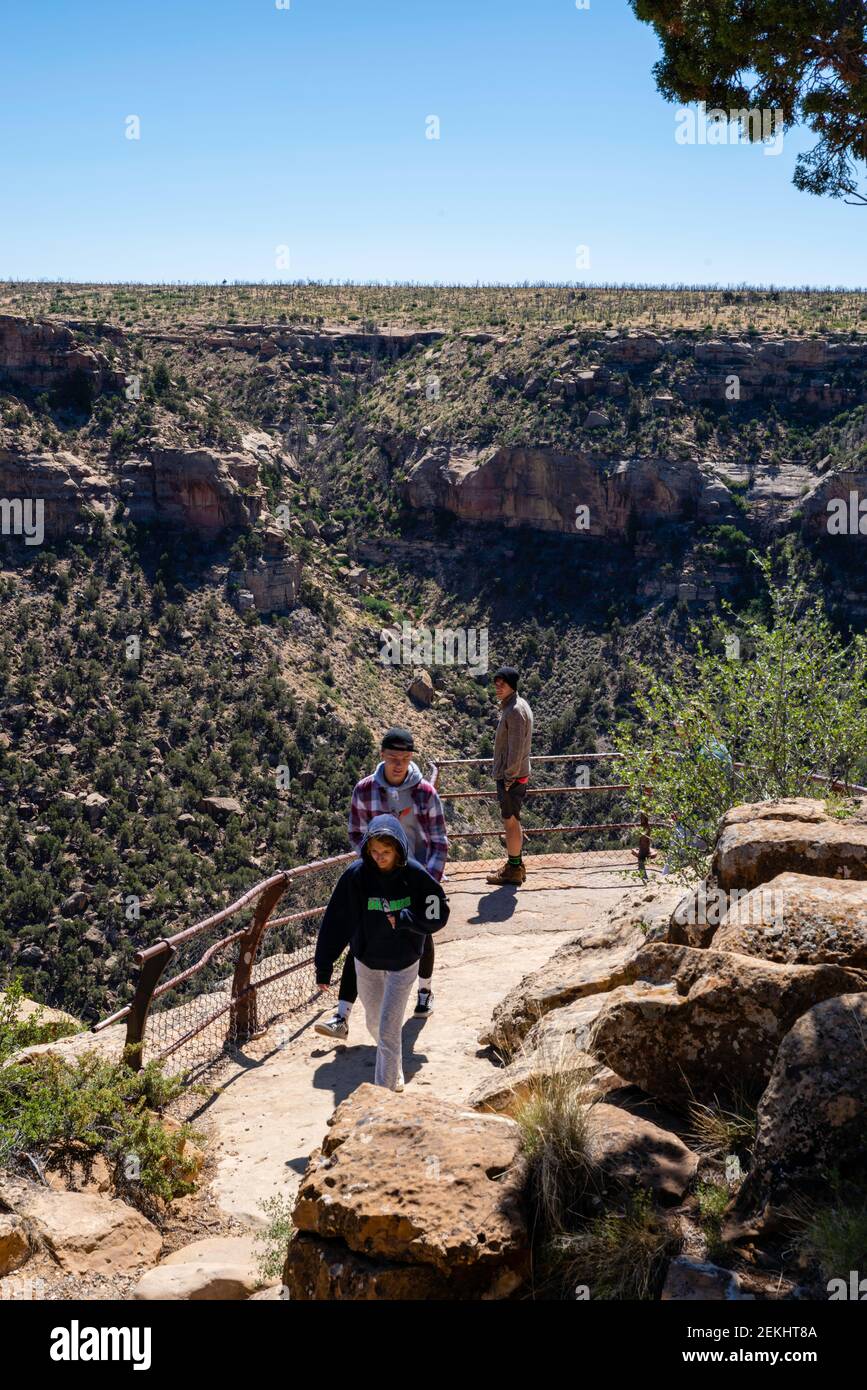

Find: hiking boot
[314,1011,349,1042]
[485,861,526,886]
[414,988,434,1017]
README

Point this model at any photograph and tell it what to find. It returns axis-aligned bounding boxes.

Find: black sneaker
[414,989,434,1017]
[314,1011,349,1041]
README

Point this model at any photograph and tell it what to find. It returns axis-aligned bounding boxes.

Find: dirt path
[189,852,644,1226]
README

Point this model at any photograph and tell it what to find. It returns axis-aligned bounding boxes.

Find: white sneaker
[314,1011,349,1041]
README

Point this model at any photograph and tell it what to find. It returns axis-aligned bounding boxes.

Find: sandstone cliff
[404,444,739,537]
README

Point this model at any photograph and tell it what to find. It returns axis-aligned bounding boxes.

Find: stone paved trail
[189,852,647,1226]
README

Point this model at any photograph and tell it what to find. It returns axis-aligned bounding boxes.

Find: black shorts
[496,779,527,820]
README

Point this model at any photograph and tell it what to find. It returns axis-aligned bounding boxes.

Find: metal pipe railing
[94,745,863,1074]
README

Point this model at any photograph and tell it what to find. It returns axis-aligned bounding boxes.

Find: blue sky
[0,0,863,286]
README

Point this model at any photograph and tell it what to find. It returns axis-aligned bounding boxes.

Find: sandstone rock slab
[587,943,865,1105]
[479,883,685,1056]
[134,1235,266,1301]
[291,1084,528,1293]
[714,873,867,968]
[712,799,867,890]
[0,1180,162,1276]
[732,992,867,1220]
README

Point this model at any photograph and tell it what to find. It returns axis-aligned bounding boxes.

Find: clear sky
[0,0,863,287]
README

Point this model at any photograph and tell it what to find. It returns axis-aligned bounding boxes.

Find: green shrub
[0,1049,202,1216]
[0,978,81,1065]
[616,551,867,879]
[254,1193,295,1283]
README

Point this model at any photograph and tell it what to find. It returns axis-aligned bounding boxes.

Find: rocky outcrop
[0,314,125,396]
[479,883,686,1056]
[143,322,443,361]
[285,1084,528,1300]
[229,556,301,613]
[712,799,867,890]
[119,447,264,533]
[471,994,618,1115]
[0,1175,162,1275]
[0,449,113,538]
[586,1104,699,1204]
[599,332,867,411]
[681,336,867,411]
[713,872,867,968]
[0,442,268,542]
[730,993,867,1224]
[404,446,738,537]
[587,943,865,1105]
[800,469,867,539]
[133,1235,269,1301]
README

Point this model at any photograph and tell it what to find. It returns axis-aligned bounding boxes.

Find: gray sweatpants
[354,957,419,1090]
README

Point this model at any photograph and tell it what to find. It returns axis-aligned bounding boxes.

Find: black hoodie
[314,813,449,984]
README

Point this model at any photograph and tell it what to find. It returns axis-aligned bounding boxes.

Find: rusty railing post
[124,941,176,1071]
[229,873,289,1045]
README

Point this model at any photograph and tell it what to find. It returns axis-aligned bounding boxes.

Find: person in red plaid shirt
[315,727,448,1042]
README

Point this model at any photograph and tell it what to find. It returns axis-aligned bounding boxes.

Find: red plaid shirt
[348,774,448,881]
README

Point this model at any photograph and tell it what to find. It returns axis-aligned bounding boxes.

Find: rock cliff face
[800,469,867,539]
[0,314,125,396]
[119,448,264,533]
[404,445,738,537]
[0,446,267,540]
[602,331,867,410]
[0,449,113,536]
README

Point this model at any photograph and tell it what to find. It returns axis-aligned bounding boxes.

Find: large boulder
[286,1085,528,1300]
[479,883,685,1056]
[712,799,867,891]
[285,1233,459,1300]
[471,995,618,1115]
[133,1235,268,1301]
[407,669,435,707]
[0,1178,162,1275]
[587,943,865,1105]
[713,873,867,969]
[730,993,867,1223]
[0,1215,32,1277]
[585,1104,699,1204]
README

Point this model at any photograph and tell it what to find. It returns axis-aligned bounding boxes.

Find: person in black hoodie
[314,813,449,1091]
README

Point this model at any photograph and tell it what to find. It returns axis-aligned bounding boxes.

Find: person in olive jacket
[314,814,449,1091]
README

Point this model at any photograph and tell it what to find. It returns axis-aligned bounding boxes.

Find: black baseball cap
[381,727,415,751]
